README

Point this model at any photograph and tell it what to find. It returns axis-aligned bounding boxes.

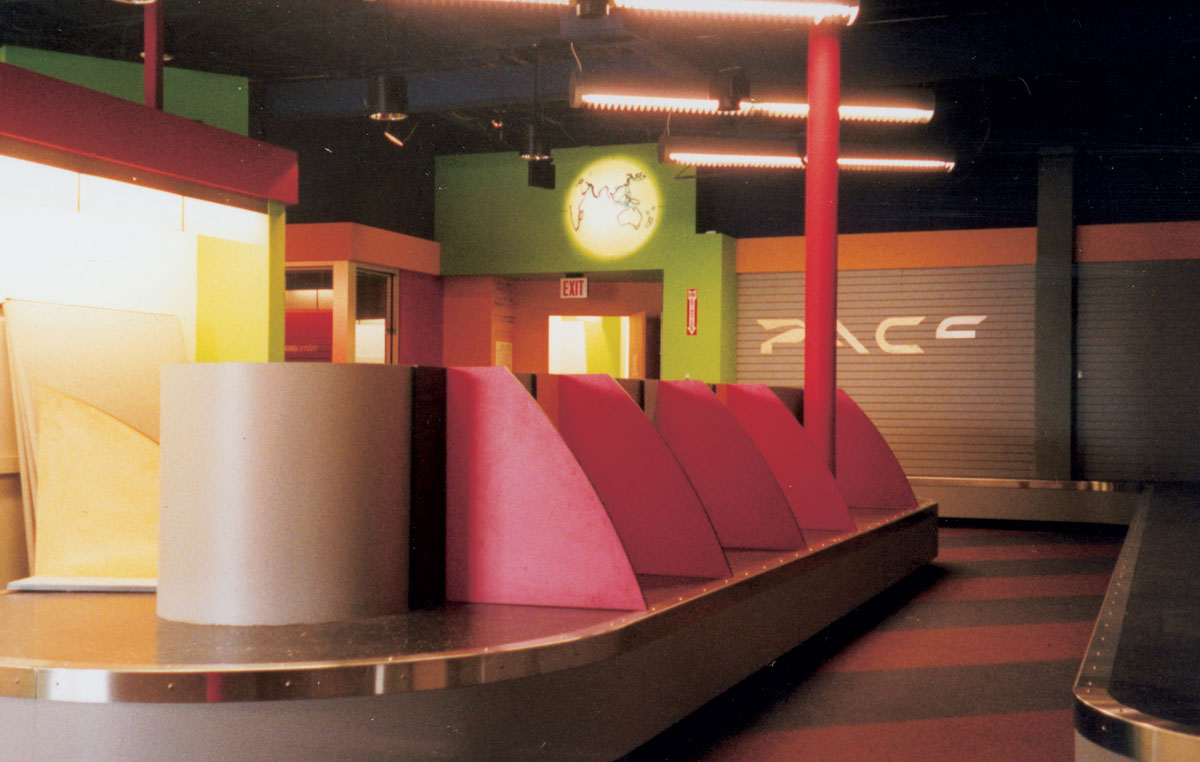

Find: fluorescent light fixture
[570,72,934,124]
[612,0,858,24]
[659,135,806,169]
[836,156,956,172]
[658,134,955,172]
[110,0,157,4]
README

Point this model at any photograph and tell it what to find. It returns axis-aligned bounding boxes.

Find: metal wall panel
[1075,260,1200,482]
[738,266,1035,478]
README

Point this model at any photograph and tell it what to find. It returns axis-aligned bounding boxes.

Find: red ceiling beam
[0,63,297,206]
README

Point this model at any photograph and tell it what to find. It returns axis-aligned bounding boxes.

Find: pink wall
[398,271,442,367]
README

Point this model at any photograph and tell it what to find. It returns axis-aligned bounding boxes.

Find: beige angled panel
[2,300,186,563]
[2,299,186,447]
[32,386,158,578]
[158,363,412,626]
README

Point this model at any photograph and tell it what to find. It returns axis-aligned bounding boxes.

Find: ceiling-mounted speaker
[528,159,555,189]
[710,67,750,112]
[368,74,408,121]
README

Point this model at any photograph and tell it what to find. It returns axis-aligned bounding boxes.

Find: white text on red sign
[686,289,698,336]
[757,315,987,355]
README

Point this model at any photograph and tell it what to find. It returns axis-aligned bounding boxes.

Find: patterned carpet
[621,521,1125,762]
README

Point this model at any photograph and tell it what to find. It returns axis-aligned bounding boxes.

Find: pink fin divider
[836,389,920,509]
[445,367,646,610]
[653,380,806,550]
[719,384,856,531]
[558,375,730,579]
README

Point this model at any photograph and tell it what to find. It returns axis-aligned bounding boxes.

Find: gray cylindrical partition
[158,363,412,626]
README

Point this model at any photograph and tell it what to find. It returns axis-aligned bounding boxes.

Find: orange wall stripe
[287,222,441,274]
[737,228,1037,272]
[1075,221,1200,263]
[738,221,1200,272]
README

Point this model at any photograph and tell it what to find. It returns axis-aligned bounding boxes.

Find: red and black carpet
[622,521,1125,762]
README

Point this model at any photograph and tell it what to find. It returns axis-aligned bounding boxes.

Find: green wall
[436,143,736,383]
[0,46,249,136]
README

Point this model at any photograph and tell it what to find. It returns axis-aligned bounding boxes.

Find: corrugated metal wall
[1075,260,1200,482]
[738,266,1036,478]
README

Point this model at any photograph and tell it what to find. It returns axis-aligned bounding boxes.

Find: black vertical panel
[1034,150,1075,479]
[615,378,644,408]
[408,366,446,609]
[1075,260,1200,481]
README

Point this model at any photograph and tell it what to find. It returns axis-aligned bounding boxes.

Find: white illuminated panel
[80,175,183,230]
[0,154,78,212]
[184,197,270,246]
[0,202,198,359]
[354,319,387,364]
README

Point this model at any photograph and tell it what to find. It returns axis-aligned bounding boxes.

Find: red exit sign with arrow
[686,289,698,336]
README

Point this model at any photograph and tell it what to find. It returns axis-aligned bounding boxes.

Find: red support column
[144,0,164,110]
[804,23,841,474]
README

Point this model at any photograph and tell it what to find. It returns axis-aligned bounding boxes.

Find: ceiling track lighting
[367,73,409,121]
[520,122,552,161]
[658,134,955,172]
[570,72,935,124]
[520,44,553,162]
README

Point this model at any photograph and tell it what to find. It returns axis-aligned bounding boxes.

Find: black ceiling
[3,0,1198,239]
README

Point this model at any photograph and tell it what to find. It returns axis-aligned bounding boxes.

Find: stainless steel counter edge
[1073,489,1200,760]
[1,504,937,705]
[910,476,1142,493]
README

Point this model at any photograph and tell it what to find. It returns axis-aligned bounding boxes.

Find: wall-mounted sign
[756,314,987,355]
[560,277,588,299]
[565,157,660,259]
[686,289,698,336]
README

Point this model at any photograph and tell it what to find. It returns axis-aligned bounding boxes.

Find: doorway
[548,313,646,379]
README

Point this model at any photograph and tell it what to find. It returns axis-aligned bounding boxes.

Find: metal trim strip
[1073,489,1200,759]
[0,505,935,705]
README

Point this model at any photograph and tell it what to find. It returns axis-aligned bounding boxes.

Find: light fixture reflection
[612,0,858,23]
[570,72,934,124]
[383,123,419,148]
[418,0,857,23]
[658,135,955,172]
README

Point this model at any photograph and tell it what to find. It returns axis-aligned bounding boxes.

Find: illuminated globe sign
[565,157,660,259]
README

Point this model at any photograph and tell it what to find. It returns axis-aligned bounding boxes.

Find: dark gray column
[1034,148,1075,479]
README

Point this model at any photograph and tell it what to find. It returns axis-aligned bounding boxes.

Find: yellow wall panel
[197,236,273,362]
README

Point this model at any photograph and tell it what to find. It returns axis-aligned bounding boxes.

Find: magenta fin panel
[720,384,855,531]
[836,389,920,509]
[654,380,805,550]
[445,367,645,610]
[558,375,730,579]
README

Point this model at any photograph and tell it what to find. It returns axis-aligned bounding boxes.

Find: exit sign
[560,277,588,299]
[686,288,698,335]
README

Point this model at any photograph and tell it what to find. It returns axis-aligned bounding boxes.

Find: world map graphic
[565,159,659,258]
